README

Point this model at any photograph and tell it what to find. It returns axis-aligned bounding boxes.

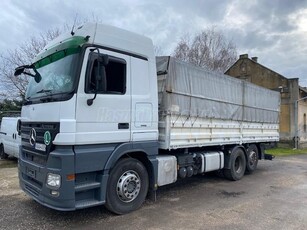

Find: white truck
[0,117,21,159]
[15,23,279,214]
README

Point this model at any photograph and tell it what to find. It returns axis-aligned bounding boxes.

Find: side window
[105,57,126,94]
[86,54,126,94]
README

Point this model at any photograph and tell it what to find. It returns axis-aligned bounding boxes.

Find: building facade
[226,54,307,148]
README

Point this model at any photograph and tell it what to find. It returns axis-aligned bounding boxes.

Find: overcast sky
[1,0,307,86]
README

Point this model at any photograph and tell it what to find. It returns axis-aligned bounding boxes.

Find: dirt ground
[0,155,307,230]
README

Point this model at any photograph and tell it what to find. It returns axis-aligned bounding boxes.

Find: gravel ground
[0,155,307,230]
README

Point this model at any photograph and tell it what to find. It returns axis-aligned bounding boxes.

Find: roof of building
[225,54,296,82]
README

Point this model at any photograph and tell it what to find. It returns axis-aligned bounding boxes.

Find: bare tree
[173,27,237,73]
[0,14,104,100]
[0,27,61,99]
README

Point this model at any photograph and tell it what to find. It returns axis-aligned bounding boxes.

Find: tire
[224,148,246,181]
[245,144,258,174]
[0,145,8,160]
[105,158,149,215]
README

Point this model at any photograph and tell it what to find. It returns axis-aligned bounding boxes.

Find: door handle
[118,123,129,129]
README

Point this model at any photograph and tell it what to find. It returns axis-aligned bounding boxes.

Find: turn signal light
[66,174,75,181]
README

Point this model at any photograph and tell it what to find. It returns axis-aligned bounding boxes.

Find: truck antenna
[71,14,78,36]
[71,26,75,36]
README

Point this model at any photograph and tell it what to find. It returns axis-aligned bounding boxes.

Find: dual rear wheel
[246,145,259,174]
[223,145,259,181]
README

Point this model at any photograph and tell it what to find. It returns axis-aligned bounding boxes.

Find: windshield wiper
[37,89,57,103]
[36,89,53,94]
[14,64,42,83]
[40,96,58,103]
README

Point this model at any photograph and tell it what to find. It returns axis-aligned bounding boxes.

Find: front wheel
[105,158,149,214]
[224,148,246,181]
[0,145,8,160]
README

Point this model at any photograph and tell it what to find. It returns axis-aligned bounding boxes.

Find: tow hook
[264,153,275,160]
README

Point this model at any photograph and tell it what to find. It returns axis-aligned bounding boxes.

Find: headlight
[47,173,61,188]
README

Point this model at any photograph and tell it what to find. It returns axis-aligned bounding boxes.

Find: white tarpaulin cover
[156,56,280,123]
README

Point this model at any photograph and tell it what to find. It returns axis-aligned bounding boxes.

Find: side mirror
[87,52,108,106]
[89,48,109,66]
[100,55,109,66]
[14,65,42,83]
[14,66,26,76]
[34,70,42,83]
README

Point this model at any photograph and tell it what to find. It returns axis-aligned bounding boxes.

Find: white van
[0,117,21,159]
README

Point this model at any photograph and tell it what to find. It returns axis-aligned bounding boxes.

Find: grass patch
[266,147,307,157]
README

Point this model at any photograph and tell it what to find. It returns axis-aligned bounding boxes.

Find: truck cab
[17,23,159,213]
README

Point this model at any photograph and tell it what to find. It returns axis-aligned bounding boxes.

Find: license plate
[35,143,46,151]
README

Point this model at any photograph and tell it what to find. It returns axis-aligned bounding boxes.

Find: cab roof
[35,23,154,62]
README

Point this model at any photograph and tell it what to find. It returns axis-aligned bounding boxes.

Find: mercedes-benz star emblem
[29,128,37,146]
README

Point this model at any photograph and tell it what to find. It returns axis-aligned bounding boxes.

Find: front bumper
[18,146,77,211]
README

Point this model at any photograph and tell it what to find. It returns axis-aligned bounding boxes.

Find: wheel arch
[104,141,159,192]
[224,145,247,169]
[123,151,157,190]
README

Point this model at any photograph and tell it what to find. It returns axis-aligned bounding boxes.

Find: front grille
[21,122,60,166]
[25,184,39,198]
[22,172,43,189]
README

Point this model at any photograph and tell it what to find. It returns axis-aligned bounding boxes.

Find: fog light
[47,173,61,188]
[51,190,59,197]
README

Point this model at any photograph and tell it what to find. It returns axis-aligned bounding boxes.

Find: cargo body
[156,56,279,149]
[16,23,279,215]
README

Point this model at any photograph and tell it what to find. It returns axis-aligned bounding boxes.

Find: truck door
[75,48,131,145]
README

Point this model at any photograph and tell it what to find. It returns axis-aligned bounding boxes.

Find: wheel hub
[249,150,257,166]
[117,170,141,203]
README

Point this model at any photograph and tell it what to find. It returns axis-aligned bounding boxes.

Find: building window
[240,62,247,74]
[304,113,306,132]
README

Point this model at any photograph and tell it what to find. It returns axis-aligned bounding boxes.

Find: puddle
[218,190,246,197]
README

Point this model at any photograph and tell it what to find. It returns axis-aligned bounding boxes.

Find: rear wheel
[105,158,149,214]
[0,145,8,159]
[245,144,258,174]
[224,148,246,181]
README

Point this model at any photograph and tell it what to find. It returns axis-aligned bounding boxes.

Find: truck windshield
[25,49,80,102]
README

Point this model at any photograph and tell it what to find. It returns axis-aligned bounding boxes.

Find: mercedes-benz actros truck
[15,23,279,214]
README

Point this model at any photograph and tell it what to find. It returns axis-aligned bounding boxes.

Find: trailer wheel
[245,145,258,174]
[0,145,8,160]
[224,148,246,181]
[105,158,149,215]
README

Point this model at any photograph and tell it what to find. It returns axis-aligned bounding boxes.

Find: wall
[297,95,307,148]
